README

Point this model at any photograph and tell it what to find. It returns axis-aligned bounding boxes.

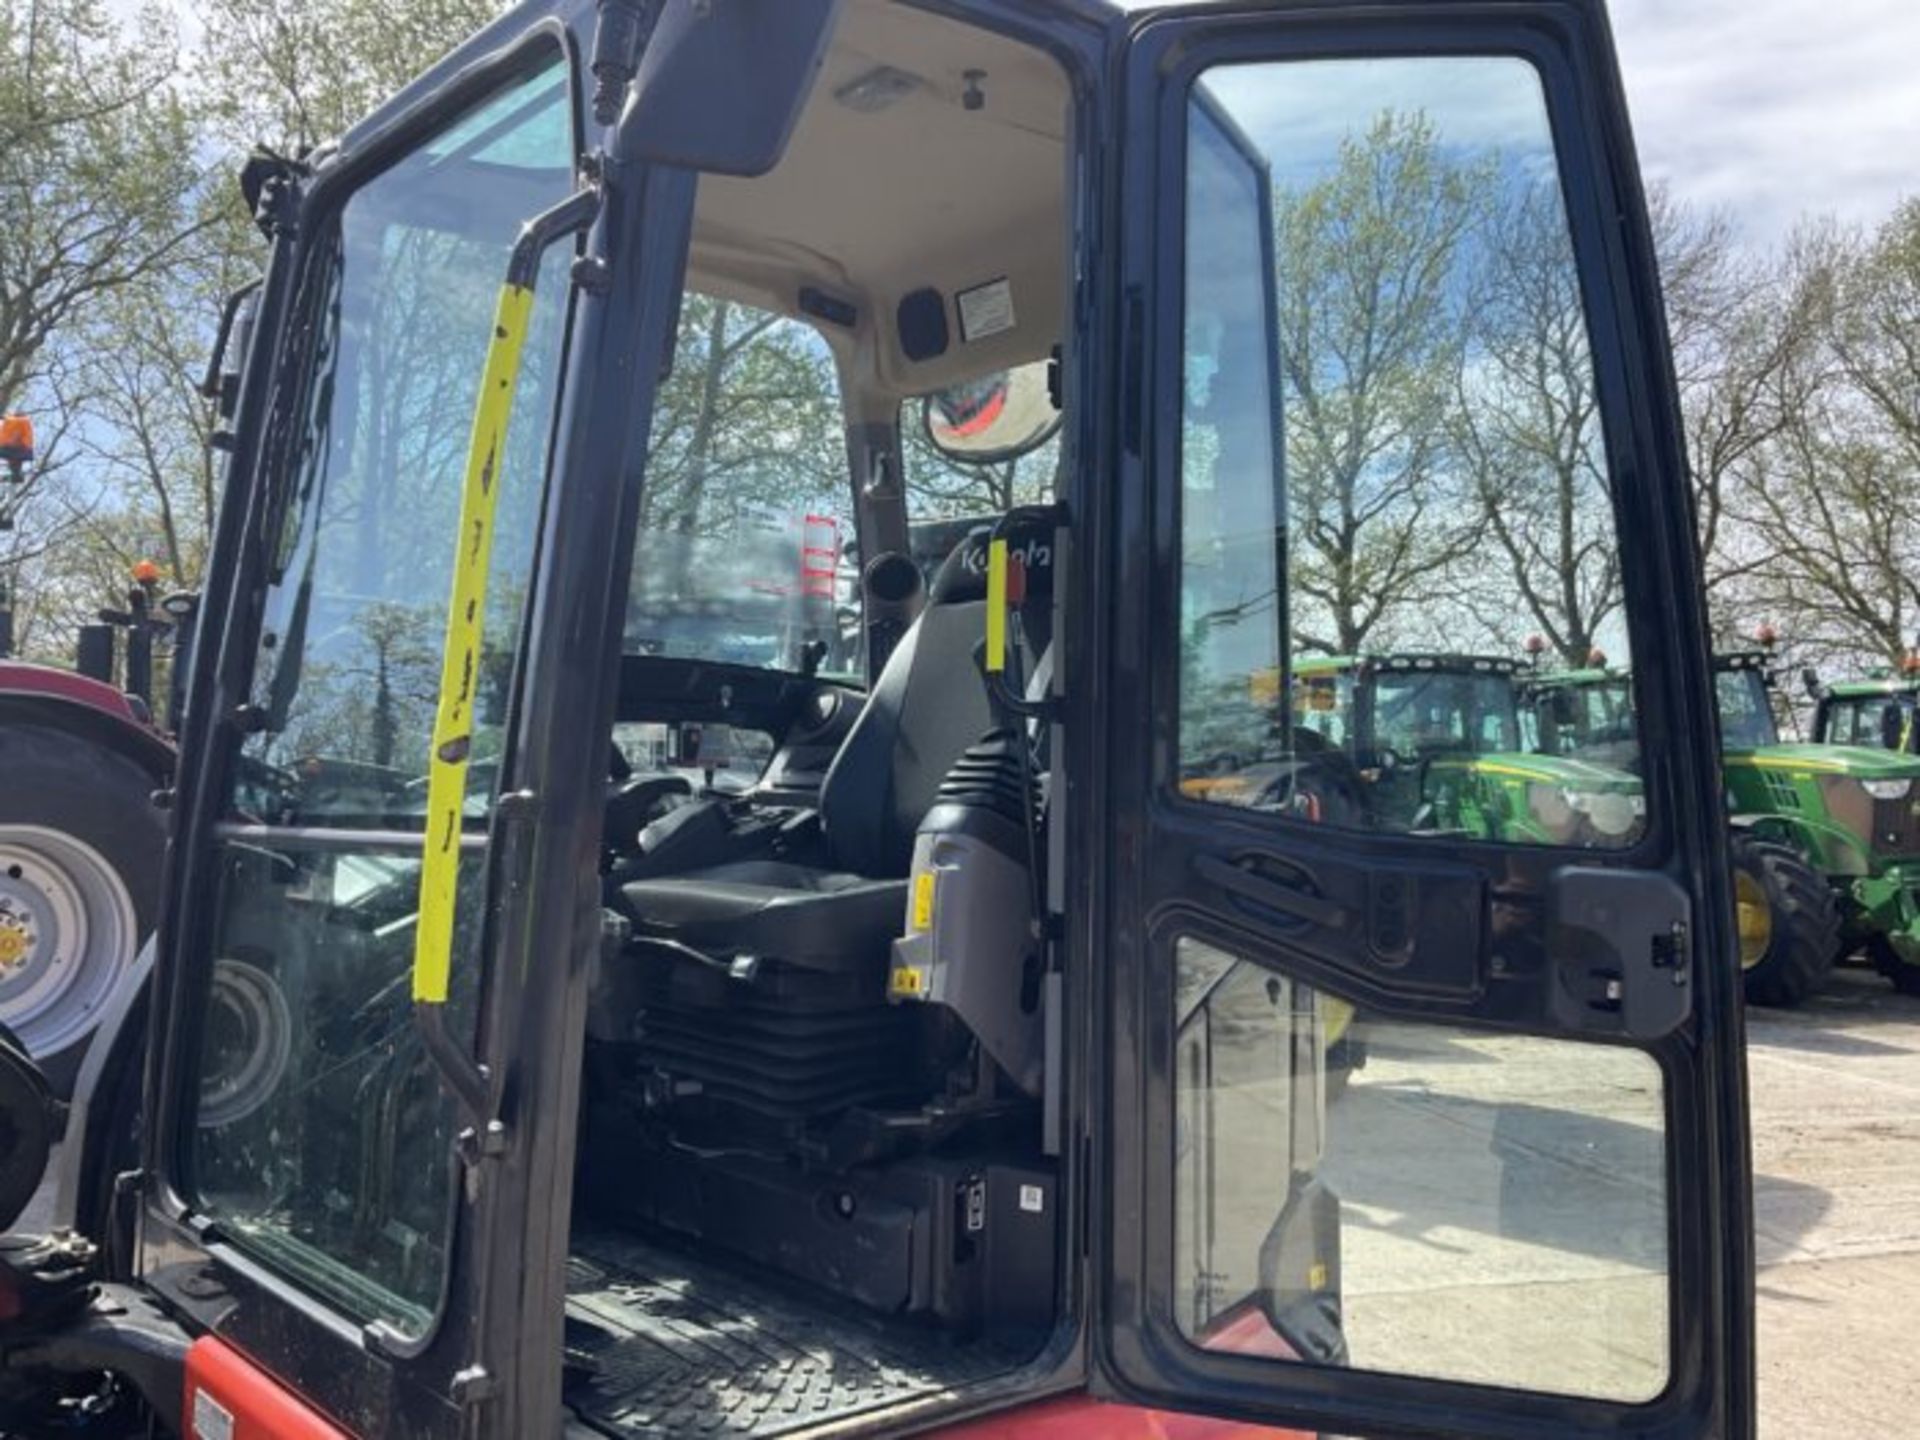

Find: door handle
[1193,853,1349,930]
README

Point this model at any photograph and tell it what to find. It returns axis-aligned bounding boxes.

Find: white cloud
[1609,0,1919,244]
[1132,0,1918,247]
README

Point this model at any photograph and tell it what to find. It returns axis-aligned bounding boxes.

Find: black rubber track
[564,1228,1031,1438]
[1733,834,1840,1009]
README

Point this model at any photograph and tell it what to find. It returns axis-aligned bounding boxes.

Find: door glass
[1174,936,1669,1401]
[626,297,859,679]
[1166,54,1676,1406]
[186,54,575,1338]
[1177,56,1645,850]
[1714,668,1779,750]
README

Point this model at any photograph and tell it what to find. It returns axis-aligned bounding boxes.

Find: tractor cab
[2,3,1756,1439]
[1814,669,1920,756]
[1525,662,1640,769]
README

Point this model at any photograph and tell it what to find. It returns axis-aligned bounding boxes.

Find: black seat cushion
[621,861,907,972]
[819,512,1057,879]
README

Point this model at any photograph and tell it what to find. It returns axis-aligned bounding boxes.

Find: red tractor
[0,463,189,1093]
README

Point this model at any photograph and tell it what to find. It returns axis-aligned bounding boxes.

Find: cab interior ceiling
[683,0,1070,401]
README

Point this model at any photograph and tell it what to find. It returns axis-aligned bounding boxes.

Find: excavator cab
[1,3,1755,1439]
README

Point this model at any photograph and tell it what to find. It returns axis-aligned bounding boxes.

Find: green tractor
[1720,651,1920,998]
[1810,665,1920,755]
[1529,650,1920,1003]
[1274,654,1647,847]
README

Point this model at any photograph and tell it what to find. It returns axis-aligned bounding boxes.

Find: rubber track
[564,1228,1026,1437]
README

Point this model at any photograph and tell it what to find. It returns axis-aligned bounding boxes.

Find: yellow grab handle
[984,537,1008,675]
[412,282,536,1004]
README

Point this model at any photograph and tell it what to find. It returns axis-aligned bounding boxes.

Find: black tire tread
[1733,834,1840,1009]
[1867,936,1920,997]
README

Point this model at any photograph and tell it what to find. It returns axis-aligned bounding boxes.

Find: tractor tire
[0,723,164,1096]
[1731,835,1840,1009]
[1866,936,1920,998]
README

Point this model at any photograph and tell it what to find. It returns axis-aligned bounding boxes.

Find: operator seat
[617,515,1056,972]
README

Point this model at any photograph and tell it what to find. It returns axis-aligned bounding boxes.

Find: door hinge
[450,1365,497,1407]
[454,1118,509,1170]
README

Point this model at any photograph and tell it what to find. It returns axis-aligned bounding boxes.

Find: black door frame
[1087,5,1753,1439]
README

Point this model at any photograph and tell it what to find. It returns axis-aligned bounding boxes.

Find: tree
[638,294,848,568]
[0,0,203,411]
[1275,111,1488,656]
[0,0,210,655]
[1828,198,1920,500]
[1713,219,1920,672]
[1647,188,1808,605]
[195,0,505,155]
[1455,179,1620,665]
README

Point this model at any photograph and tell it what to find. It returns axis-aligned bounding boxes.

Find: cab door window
[1179,56,1643,849]
[1169,56,1671,1401]
[185,54,575,1338]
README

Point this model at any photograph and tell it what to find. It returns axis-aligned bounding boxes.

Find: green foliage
[1275,111,1488,656]
[195,0,506,155]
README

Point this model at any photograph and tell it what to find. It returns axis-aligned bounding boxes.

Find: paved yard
[1744,968,1920,1436]
[1306,966,1920,1436]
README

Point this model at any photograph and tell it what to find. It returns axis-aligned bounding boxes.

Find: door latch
[1547,867,1693,1040]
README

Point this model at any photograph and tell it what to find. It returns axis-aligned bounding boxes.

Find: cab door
[139,18,602,1437]
[1091,6,1753,1439]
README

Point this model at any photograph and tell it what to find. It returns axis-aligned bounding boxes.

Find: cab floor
[564,1227,1030,1437]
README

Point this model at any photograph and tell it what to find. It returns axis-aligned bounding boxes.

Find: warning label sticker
[956,277,1015,343]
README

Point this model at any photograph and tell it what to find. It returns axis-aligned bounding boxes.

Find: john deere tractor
[1283,654,1647,847]
[1529,652,1920,1003]
[1811,665,1920,756]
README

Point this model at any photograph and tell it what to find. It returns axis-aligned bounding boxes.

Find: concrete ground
[1293,965,1920,1437]
[1745,967,1920,1436]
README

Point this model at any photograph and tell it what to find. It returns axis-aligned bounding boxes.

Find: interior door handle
[1193,853,1349,930]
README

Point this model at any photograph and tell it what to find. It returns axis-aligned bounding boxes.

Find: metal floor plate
[564,1227,1029,1437]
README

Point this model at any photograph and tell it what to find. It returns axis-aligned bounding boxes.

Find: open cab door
[1091,5,1754,1439]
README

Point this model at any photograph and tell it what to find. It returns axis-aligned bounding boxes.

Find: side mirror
[1801,667,1823,701]
[199,278,264,421]
[0,1024,56,1231]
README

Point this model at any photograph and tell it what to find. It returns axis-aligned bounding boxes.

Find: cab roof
[1294,653,1524,678]
[1829,677,1920,698]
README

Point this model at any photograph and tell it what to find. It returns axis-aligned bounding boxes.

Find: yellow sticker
[891,965,926,998]
[911,870,936,931]
[984,537,1008,674]
[412,282,536,1005]
[1309,1261,1328,1291]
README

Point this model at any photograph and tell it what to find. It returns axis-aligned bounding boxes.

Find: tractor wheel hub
[0,828,138,1060]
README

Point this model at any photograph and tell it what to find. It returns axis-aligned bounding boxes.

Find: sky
[1607,0,1920,246]
[1133,0,1919,250]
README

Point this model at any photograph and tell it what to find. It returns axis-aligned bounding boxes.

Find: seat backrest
[820,516,1056,878]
